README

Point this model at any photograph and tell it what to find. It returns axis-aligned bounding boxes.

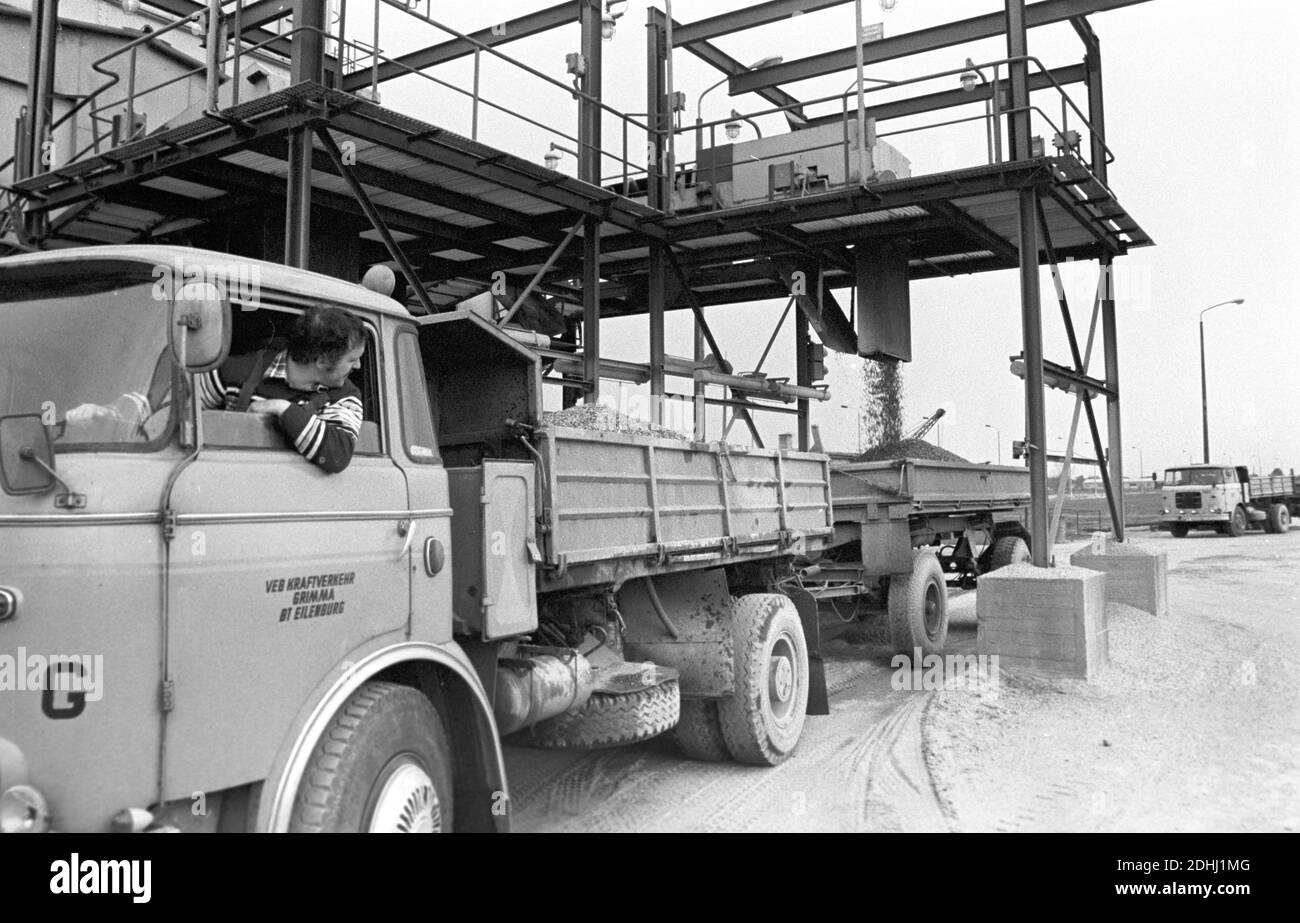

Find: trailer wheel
[526,680,680,750]
[673,699,731,762]
[1226,506,1247,537]
[986,535,1031,571]
[290,681,453,833]
[717,594,809,766]
[1266,503,1291,534]
[888,549,949,656]
[1169,523,1189,538]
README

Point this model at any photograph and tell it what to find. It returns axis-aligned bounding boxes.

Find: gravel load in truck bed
[854,438,969,463]
[542,405,689,442]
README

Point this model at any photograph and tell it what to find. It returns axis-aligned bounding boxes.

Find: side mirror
[0,414,56,495]
[169,281,231,372]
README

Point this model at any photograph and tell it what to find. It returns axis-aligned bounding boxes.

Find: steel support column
[1100,252,1124,537]
[579,0,602,404]
[1018,187,1050,566]
[1008,0,1050,565]
[24,0,58,180]
[284,0,326,268]
[795,310,811,451]
[1087,25,1125,536]
[284,129,312,268]
[646,10,669,423]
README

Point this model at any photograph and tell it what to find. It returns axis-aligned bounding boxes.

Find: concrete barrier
[977,563,1108,681]
[1069,533,1169,618]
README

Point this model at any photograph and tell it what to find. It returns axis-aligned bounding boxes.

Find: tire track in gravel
[508,649,953,832]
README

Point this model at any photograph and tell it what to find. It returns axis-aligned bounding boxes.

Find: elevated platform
[10,81,1151,316]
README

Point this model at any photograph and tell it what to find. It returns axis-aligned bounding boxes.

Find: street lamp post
[1199,298,1245,464]
[983,423,1001,465]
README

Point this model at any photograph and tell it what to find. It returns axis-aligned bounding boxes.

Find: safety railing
[5,0,659,205]
[675,51,1116,214]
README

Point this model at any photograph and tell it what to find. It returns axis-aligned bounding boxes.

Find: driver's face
[315,342,365,388]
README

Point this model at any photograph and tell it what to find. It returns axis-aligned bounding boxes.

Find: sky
[362,0,1299,476]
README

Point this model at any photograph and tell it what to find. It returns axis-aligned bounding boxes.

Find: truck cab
[0,246,507,833]
[1161,464,1251,537]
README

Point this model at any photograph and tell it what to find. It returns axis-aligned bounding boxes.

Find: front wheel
[716,594,809,766]
[1169,522,1189,538]
[291,681,453,833]
[888,549,949,656]
[1225,506,1247,537]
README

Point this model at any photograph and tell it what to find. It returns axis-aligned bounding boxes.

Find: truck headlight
[0,785,50,833]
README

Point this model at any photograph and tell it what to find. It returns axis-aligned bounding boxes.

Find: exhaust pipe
[494,649,594,735]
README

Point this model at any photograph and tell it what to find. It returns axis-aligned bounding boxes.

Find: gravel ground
[925,529,1300,832]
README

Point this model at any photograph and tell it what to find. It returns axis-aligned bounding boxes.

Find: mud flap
[784,585,829,716]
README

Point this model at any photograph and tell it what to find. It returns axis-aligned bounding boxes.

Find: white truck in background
[1160,464,1297,537]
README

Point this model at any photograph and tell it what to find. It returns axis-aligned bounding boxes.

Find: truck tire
[1169,523,1189,538]
[717,594,809,766]
[1266,503,1291,534]
[987,535,1031,571]
[1226,506,1247,537]
[290,681,453,833]
[673,698,731,762]
[888,549,949,656]
[526,680,680,750]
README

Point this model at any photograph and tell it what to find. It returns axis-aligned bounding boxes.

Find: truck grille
[1175,491,1202,509]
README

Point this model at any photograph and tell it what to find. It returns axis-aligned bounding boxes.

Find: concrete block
[976,563,1108,681]
[1069,535,1169,618]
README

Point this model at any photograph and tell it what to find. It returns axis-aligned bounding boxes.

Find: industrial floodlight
[602,1,628,41]
[960,58,980,92]
[725,119,741,140]
[880,0,898,10]
[121,0,141,13]
[544,150,561,170]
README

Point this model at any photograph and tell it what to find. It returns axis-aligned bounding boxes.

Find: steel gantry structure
[5,0,1153,562]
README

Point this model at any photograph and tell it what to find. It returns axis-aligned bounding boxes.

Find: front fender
[257,639,506,832]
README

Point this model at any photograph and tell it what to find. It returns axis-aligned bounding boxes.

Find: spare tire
[524,680,680,750]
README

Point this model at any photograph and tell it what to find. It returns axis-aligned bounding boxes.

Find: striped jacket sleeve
[278,386,363,474]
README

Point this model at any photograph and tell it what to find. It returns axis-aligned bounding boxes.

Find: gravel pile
[543,405,688,442]
[855,438,969,463]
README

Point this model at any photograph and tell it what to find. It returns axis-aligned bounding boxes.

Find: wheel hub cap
[771,654,794,703]
[368,762,442,833]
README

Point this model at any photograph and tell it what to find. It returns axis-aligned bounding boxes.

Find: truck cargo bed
[831,457,1031,518]
[539,426,833,589]
[1250,474,1300,502]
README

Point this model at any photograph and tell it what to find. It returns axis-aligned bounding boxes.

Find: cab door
[160,315,410,801]
[389,324,454,644]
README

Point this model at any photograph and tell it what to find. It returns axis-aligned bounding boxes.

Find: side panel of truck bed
[831,458,1031,518]
[541,427,832,585]
[1250,475,1300,502]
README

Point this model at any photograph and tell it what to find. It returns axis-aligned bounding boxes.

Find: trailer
[798,457,1032,654]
